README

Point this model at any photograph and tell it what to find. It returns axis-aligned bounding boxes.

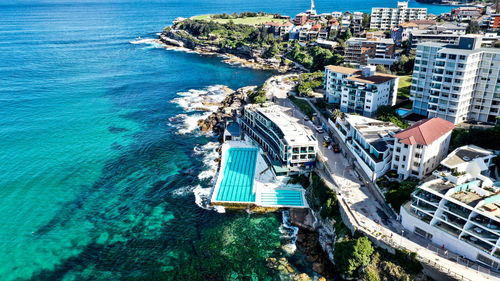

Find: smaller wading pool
[396,108,410,117]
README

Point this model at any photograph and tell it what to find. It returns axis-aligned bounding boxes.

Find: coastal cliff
[159,29,295,72]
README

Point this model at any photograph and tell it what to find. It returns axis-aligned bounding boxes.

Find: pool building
[239,104,318,176]
[210,141,307,208]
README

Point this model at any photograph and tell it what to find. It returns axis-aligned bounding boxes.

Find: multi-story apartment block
[295,13,308,26]
[351,12,364,34]
[450,7,483,22]
[390,22,418,45]
[436,145,496,184]
[331,114,401,180]
[239,104,318,171]
[345,37,396,66]
[401,146,499,270]
[408,23,466,48]
[391,117,454,180]
[370,2,427,30]
[410,35,500,124]
[324,65,399,116]
[490,14,500,30]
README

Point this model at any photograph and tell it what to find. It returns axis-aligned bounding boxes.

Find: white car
[315,126,325,133]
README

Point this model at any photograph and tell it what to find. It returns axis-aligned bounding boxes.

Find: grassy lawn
[397,75,412,99]
[191,15,288,25]
[289,96,316,118]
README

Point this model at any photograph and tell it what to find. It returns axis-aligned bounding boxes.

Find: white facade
[331,114,400,180]
[400,151,500,270]
[370,2,427,30]
[410,35,500,124]
[324,65,398,117]
[392,127,452,180]
[240,104,318,169]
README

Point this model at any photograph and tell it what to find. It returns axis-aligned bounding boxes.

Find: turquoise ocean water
[0,1,455,280]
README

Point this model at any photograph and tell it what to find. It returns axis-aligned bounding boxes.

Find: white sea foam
[171,85,230,113]
[170,185,195,198]
[193,184,225,213]
[129,38,163,49]
[196,142,219,180]
[169,85,232,136]
[169,112,212,135]
[280,210,299,254]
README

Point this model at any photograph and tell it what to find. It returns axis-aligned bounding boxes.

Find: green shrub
[334,237,374,277]
[394,249,423,274]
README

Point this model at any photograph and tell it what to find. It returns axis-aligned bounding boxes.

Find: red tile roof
[394,118,454,146]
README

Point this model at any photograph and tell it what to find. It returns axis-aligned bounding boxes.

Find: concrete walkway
[266,83,500,280]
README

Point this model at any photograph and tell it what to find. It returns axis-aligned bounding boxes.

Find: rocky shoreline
[158,29,301,72]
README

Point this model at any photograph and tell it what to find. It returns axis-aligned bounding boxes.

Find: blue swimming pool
[396,108,410,117]
[260,190,304,206]
[216,147,258,202]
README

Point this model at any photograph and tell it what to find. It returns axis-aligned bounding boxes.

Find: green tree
[466,21,480,34]
[376,65,390,74]
[362,13,371,29]
[335,237,375,277]
[344,28,352,40]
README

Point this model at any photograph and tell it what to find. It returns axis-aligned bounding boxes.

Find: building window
[395,156,400,161]
[403,156,406,161]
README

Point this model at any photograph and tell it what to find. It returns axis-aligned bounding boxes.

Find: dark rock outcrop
[197,86,256,137]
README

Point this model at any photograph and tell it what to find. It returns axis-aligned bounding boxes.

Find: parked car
[332,144,340,153]
[323,136,332,143]
[315,126,325,133]
[304,115,310,121]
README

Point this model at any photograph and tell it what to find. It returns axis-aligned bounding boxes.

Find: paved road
[265,76,499,281]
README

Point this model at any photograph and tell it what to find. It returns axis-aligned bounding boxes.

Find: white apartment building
[410,35,500,124]
[391,117,454,180]
[401,146,500,270]
[324,65,399,117]
[239,104,318,172]
[331,114,401,180]
[435,145,496,184]
[370,2,427,30]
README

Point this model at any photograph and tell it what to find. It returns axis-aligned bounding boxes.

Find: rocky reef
[197,85,255,138]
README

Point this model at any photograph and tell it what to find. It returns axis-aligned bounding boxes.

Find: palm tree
[331,109,344,121]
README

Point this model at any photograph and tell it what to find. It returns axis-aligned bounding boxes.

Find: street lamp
[401,230,404,247]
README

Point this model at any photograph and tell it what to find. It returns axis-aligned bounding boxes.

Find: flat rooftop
[442,145,493,168]
[451,191,483,207]
[254,105,316,146]
[325,65,397,85]
[345,114,400,152]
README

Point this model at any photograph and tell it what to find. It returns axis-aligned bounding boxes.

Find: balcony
[443,202,472,220]
[471,215,500,234]
[460,235,496,254]
[411,199,437,214]
[405,201,433,223]
[434,220,461,238]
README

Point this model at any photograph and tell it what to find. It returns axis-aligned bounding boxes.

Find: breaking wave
[280,210,299,254]
[168,85,232,135]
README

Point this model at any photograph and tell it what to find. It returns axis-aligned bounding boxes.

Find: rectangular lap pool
[215,147,258,203]
[259,189,304,207]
